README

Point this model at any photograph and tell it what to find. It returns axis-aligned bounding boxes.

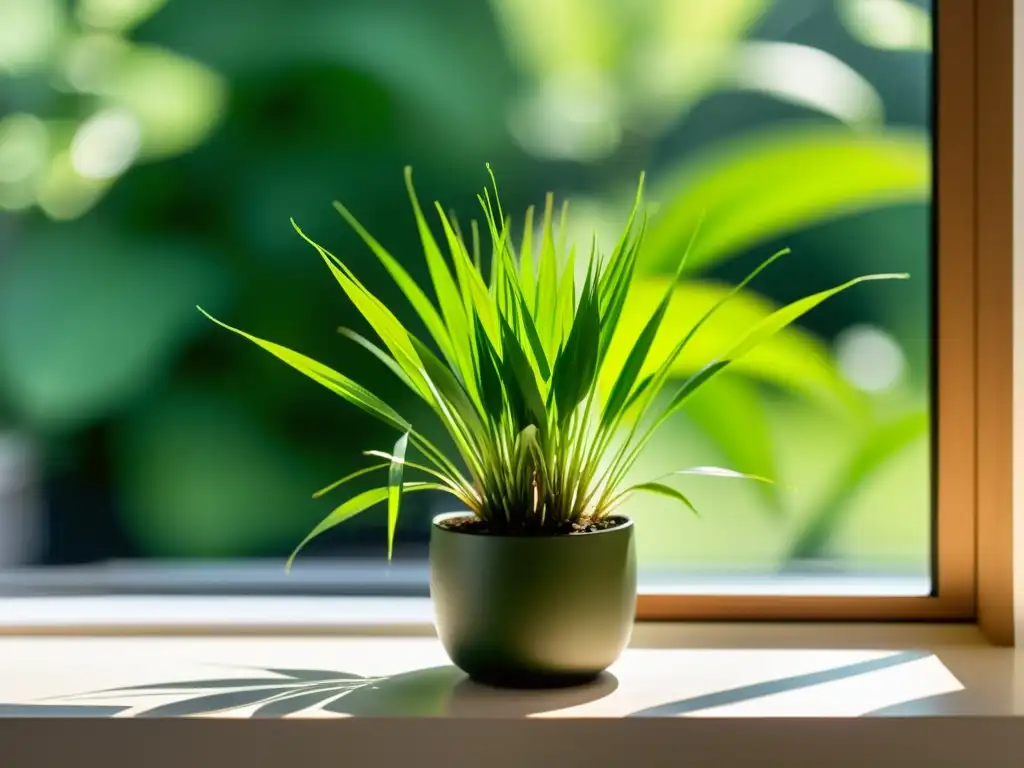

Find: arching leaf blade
[313,463,389,499]
[331,200,456,368]
[198,308,410,433]
[626,482,701,517]
[602,278,861,415]
[286,482,442,571]
[680,376,782,514]
[662,273,909,419]
[386,432,410,561]
[338,328,416,392]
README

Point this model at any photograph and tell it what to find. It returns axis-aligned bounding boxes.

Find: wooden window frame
[637,0,1015,643]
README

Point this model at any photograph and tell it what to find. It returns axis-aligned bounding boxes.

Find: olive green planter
[429,511,637,688]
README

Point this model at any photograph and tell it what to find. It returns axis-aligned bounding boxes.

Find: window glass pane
[0,0,933,596]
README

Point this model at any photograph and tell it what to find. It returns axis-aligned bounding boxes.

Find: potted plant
[201,167,906,688]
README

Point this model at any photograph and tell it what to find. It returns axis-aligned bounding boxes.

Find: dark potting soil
[437,515,629,536]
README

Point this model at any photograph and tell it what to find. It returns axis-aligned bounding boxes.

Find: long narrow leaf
[499,314,547,431]
[663,273,909,420]
[598,172,645,303]
[386,432,410,560]
[286,482,444,571]
[363,450,469,496]
[403,167,472,372]
[613,246,791,429]
[286,487,388,572]
[670,466,775,483]
[601,283,672,429]
[550,263,600,425]
[473,313,505,424]
[198,308,410,433]
[624,482,700,516]
[433,202,500,350]
[438,203,476,320]
[520,205,536,308]
[313,463,389,499]
[535,192,560,355]
[605,274,860,415]
[339,328,416,392]
[291,221,430,398]
[409,336,486,447]
[331,200,457,368]
[597,225,643,363]
[680,375,783,514]
[555,244,578,344]
[517,292,551,381]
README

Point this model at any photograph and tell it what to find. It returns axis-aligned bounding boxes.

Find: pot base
[464,669,602,690]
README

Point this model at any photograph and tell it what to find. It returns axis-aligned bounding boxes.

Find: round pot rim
[430,510,634,538]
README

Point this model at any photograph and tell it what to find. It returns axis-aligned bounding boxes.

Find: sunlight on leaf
[726,42,884,126]
[642,128,930,276]
[671,466,774,482]
[838,0,932,52]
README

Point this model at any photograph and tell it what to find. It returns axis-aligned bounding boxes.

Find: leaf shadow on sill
[627,650,930,717]
[13,665,619,718]
[1,650,951,718]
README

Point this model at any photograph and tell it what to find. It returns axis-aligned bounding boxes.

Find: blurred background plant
[0,0,932,587]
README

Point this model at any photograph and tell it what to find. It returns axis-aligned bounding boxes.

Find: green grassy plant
[200,167,907,568]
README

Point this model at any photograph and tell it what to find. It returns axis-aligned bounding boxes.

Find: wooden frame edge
[975,0,1016,645]
[636,595,971,622]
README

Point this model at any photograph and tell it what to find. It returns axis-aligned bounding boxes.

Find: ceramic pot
[429,511,636,688]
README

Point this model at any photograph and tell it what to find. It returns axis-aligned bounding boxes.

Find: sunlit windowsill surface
[0,614,1012,718]
[0,600,1022,766]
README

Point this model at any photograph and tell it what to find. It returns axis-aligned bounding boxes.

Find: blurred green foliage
[0,0,933,576]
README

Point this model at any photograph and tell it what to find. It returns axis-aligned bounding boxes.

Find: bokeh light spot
[507,70,621,161]
[834,324,906,393]
[37,151,108,220]
[0,114,49,185]
[841,0,932,52]
[64,33,130,94]
[76,0,167,32]
[70,108,142,180]
[0,0,62,73]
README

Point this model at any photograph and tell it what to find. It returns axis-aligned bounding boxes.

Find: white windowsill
[0,596,1021,767]
[0,595,438,633]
